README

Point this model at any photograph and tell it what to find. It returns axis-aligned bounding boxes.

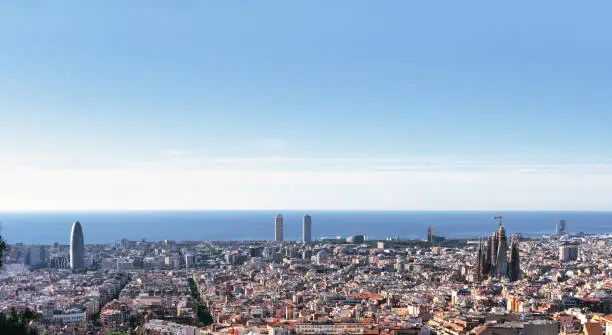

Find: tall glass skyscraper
[302,215,312,243]
[274,214,284,242]
[70,221,85,269]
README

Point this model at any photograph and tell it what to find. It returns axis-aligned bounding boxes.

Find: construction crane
[494,213,514,226]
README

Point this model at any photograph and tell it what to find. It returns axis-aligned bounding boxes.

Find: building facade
[295,323,374,334]
[70,221,85,269]
[475,220,520,282]
[557,220,567,236]
[303,215,312,243]
[559,243,580,262]
[275,214,284,242]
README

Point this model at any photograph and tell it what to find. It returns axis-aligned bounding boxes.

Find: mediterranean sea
[1,211,611,244]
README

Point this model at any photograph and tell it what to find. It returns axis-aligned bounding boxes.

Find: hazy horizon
[2,209,612,213]
[2,210,610,244]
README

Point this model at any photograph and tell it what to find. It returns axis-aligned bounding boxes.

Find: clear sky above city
[1,1,612,211]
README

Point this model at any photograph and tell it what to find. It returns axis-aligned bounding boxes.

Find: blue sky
[1,1,612,210]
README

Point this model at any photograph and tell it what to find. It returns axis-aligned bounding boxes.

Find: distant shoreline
[2,209,612,214]
[2,211,610,245]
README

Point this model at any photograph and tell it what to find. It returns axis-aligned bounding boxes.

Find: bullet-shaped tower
[70,221,85,269]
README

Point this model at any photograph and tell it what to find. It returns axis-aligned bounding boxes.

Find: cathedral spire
[508,235,521,282]
[473,217,518,282]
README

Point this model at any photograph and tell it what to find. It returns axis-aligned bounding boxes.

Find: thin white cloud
[0,163,612,211]
[150,155,612,174]
[6,151,612,174]
[2,150,612,211]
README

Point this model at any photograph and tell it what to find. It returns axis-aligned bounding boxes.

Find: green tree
[188,278,214,326]
[0,235,6,268]
[0,308,38,335]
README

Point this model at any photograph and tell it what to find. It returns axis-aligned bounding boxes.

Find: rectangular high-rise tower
[557,220,567,236]
[302,215,312,243]
[559,242,579,262]
[274,214,284,242]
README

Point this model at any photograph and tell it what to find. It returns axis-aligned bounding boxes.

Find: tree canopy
[0,236,6,268]
[0,309,38,335]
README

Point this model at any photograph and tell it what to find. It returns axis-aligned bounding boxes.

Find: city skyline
[2,211,610,246]
[3,2,612,334]
[4,221,609,334]
[2,1,612,211]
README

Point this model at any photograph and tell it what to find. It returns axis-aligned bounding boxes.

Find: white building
[602,315,612,335]
[315,250,329,265]
[559,243,580,262]
[117,259,134,270]
[165,256,181,268]
[184,253,196,268]
[269,326,293,335]
[143,319,200,335]
[51,312,87,324]
[295,323,373,334]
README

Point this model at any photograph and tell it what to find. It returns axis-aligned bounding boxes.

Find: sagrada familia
[475,217,521,282]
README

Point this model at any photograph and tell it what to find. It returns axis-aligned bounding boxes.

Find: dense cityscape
[0,215,611,335]
[4,0,612,334]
